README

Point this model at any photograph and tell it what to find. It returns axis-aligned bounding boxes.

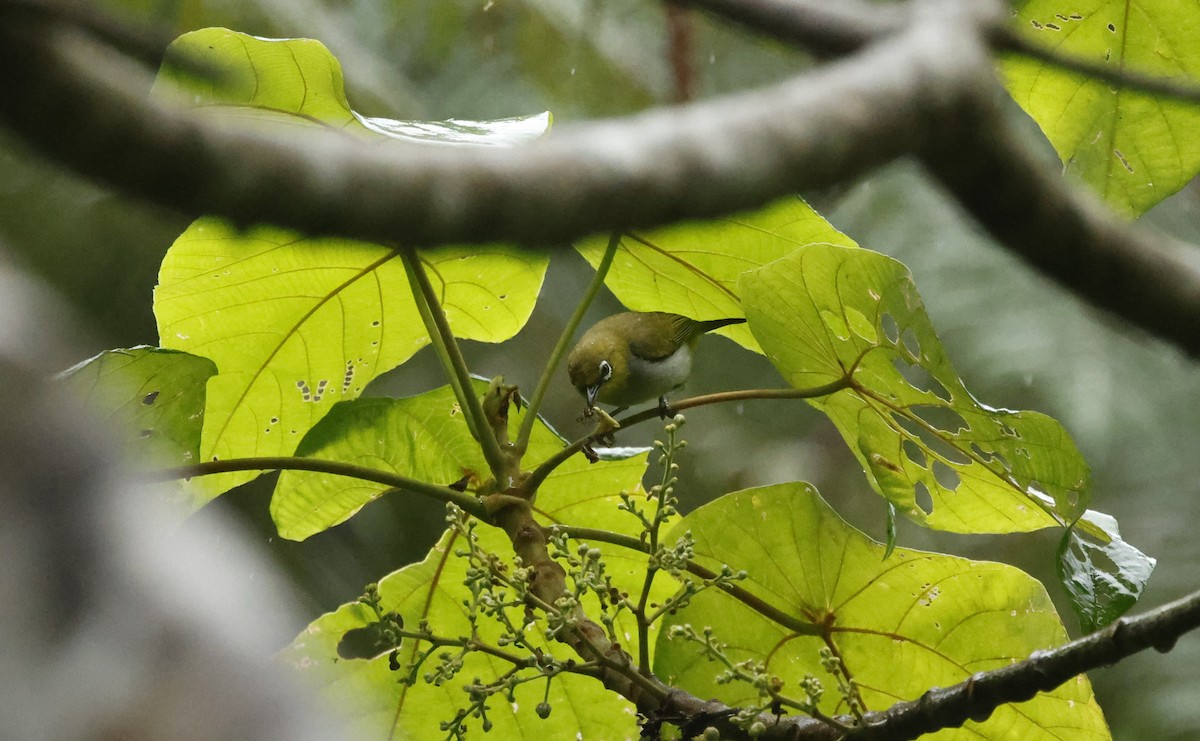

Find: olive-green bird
[567,311,746,412]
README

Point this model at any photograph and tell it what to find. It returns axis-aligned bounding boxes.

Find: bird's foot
[656,396,675,420]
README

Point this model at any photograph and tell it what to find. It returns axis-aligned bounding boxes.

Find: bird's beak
[585,384,599,409]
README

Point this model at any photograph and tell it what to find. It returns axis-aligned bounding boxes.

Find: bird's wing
[626,313,688,361]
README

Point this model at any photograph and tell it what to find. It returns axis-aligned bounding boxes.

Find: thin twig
[674,0,903,58]
[139,456,490,520]
[522,411,621,495]
[515,232,621,454]
[556,526,822,637]
[610,379,851,434]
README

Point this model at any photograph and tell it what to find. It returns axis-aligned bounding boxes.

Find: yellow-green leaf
[740,244,1088,534]
[153,27,552,144]
[59,346,217,506]
[1002,1,1200,217]
[155,221,546,500]
[655,484,1110,740]
[575,196,856,353]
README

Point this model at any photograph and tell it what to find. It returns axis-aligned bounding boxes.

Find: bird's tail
[697,317,747,334]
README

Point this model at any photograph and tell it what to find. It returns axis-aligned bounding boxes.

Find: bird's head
[567,333,628,408]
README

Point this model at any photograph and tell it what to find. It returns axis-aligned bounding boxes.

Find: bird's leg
[656,396,675,420]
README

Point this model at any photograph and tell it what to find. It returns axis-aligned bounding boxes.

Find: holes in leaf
[932,461,961,490]
[892,358,952,401]
[894,414,971,466]
[900,327,921,360]
[915,481,933,515]
[912,405,968,434]
[902,439,927,468]
[1026,482,1055,508]
[881,313,899,345]
[971,442,1011,471]
[997,420,1022,439]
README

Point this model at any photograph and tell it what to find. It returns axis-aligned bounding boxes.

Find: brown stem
[665,3,697,103]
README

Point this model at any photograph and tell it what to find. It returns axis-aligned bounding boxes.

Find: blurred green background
[3,1,1199,738]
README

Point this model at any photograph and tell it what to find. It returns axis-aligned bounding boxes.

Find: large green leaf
[271,381,649,540]
[153,27,552,143]
[741,244,1087,534]
[155,223,547,501]
[575,196,856,353]
[59,346,217,506]
[282,434,660,739]
[270,386,485,541]
[149,28,552,502]
[654,484,1110,740]
[1002,1,1200,218]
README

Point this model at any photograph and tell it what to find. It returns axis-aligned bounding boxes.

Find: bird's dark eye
[598,360,612,381]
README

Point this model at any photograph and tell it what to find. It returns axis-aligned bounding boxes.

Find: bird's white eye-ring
[598,360,613,381]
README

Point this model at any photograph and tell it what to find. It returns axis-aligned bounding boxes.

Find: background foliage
[6,1,1200,738]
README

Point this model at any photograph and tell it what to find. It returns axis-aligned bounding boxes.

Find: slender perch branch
[611,379,852,433]
[140,456,490,520]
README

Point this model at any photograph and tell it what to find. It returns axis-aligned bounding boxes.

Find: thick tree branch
[595,583,1200,741]
[919,94,1200,358]
[4,1,1200,364]
[620,583,1200,740]
[841,586,1200,740]
[0,5,990,248]
[680,0,1200,104]
[669,0,1200,357]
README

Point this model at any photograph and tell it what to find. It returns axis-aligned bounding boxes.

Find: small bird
[567,311,746,413]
